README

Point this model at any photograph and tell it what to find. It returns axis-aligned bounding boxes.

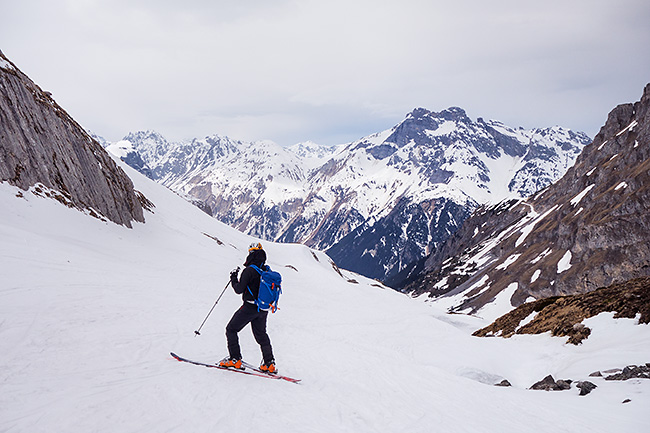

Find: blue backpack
[249,265,282,313]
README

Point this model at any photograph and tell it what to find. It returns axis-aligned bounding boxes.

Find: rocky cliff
[0,51,144,227]
[401,83,650,316]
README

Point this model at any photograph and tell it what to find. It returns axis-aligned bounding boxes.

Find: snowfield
[1,160,649,433]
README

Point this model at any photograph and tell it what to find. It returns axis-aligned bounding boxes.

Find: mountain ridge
[400,83,650,318]
[105,107,590,281]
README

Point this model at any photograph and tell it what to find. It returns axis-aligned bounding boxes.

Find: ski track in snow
[1,160,649,433]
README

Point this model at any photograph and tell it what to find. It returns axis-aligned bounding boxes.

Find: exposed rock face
[473,276,650,344]
[401,83,650,314]
[0,51,144,227]
[327,197,472,281]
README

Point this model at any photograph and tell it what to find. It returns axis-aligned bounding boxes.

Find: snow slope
[1,160,649,433]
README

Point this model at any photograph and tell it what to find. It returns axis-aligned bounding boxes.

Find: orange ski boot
[218,357,244,370]
[259,359,277,374]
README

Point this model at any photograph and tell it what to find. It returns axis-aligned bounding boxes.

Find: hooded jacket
[231,249,267,304]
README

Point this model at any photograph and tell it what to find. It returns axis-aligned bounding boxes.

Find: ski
[238,360,302,384]
[170,352,301,384]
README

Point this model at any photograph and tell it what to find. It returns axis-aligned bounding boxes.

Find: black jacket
[231,249,266,304]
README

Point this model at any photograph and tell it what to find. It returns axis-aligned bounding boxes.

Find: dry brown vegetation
[473,276,650,344]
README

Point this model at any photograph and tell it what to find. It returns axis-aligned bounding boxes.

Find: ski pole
[194,280,230,336]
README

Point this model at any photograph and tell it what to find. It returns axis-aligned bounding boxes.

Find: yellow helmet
[248,242,263,252]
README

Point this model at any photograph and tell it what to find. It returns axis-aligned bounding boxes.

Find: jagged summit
[407,106,469,122]
[123,129,169,144]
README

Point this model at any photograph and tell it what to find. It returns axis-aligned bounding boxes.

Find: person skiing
[219,242,277,374]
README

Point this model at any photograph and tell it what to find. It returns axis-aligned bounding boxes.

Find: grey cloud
[1,0,648,145]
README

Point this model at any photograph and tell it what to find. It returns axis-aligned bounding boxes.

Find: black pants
[225,303,274,363]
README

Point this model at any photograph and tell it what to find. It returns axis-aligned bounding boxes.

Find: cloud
[1,0,649,145]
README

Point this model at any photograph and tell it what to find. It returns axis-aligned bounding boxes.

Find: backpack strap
[247,264,269,312]
[249,264,271,273]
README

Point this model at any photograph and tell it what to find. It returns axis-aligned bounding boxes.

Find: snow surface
[531,248,553,264]
[570,184,595,206]
[0,57,14,70]
[1,161,650,433]
[557,250,573,274]
[616,120,638,136]
[517,311,539,331]
[516,204,558,247]
[477,282,519,323]
[496,253,522,270]
[105,140,135,158]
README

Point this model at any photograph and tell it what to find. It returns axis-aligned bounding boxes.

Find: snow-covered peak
[405,106,470,123]
[87,130,110,148]
[123,129,169,145]
[105,140,136,159]
[122,130,173,164]
[288,140,339,158]
[320,107,589,206]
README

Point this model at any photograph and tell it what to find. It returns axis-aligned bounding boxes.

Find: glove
[230,267,240,282]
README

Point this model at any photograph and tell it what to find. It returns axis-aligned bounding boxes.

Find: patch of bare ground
[473,276,650,344]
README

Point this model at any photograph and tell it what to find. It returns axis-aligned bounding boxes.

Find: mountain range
[400,83,650,322]
[105,107,590,281]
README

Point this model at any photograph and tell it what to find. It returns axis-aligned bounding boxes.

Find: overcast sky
[2,0,649,146]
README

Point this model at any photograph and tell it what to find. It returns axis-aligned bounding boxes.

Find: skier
[219,242,277,374]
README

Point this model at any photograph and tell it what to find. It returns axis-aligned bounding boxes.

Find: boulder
[531,375,562,391]
[576,381,597,396]
[604,364,650,381]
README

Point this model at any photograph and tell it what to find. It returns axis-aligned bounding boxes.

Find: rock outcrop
[604,364,650,381]
[473,276,650,344]
[529,375,570,391]
[525,363,649,398]
[0,51,144,227]
[576,381,597,396]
